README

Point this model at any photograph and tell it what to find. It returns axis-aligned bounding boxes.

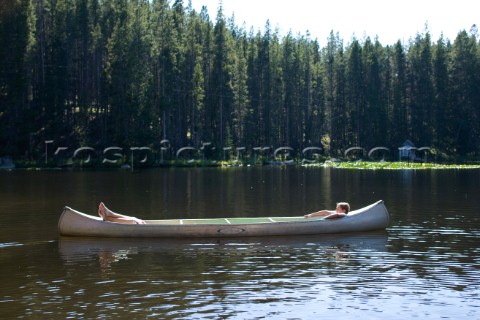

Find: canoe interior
[147,216,306,225]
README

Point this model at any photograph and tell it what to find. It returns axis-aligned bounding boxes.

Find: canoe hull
[58,200,389,238]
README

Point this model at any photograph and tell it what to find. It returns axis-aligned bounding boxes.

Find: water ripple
[1,229,479,319]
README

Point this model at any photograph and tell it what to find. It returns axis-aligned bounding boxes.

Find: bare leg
[98,202,145,224]
[99,202,129,219]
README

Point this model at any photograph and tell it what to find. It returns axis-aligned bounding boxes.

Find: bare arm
[324,212,347,219]
[304,210,334,219]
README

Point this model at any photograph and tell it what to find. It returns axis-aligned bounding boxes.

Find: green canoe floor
[147,216,310,225]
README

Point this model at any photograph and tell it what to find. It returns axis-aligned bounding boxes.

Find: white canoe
[58,200,389,238]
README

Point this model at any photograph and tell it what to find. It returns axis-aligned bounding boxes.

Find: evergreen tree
[407,32,434,146]
[184,6,206,146]
[432,36,451,152]
[333,42,346,154]
[211,4,234,147]
[268,30,284,148]
[345,39,363,146]
[230,30,249,146]
[150,0,172,144]
[306,39,325,146]
[390,40,408,145]
[362,38,387,148]
[449,30,480,156]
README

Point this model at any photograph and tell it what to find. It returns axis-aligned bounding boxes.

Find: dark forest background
[1,0,479,163]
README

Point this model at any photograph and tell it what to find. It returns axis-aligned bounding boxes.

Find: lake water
[1,167,479,319]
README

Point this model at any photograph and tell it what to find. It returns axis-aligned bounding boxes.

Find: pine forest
[1,0,480,165]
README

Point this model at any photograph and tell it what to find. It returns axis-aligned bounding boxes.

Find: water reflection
[51,233,393,318]
[52,229,480,319]
[59,232,389,273]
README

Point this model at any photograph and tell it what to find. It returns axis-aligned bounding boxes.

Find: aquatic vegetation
[310,161,480,170]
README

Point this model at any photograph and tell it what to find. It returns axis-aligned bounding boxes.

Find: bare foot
[98,202,111,220]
